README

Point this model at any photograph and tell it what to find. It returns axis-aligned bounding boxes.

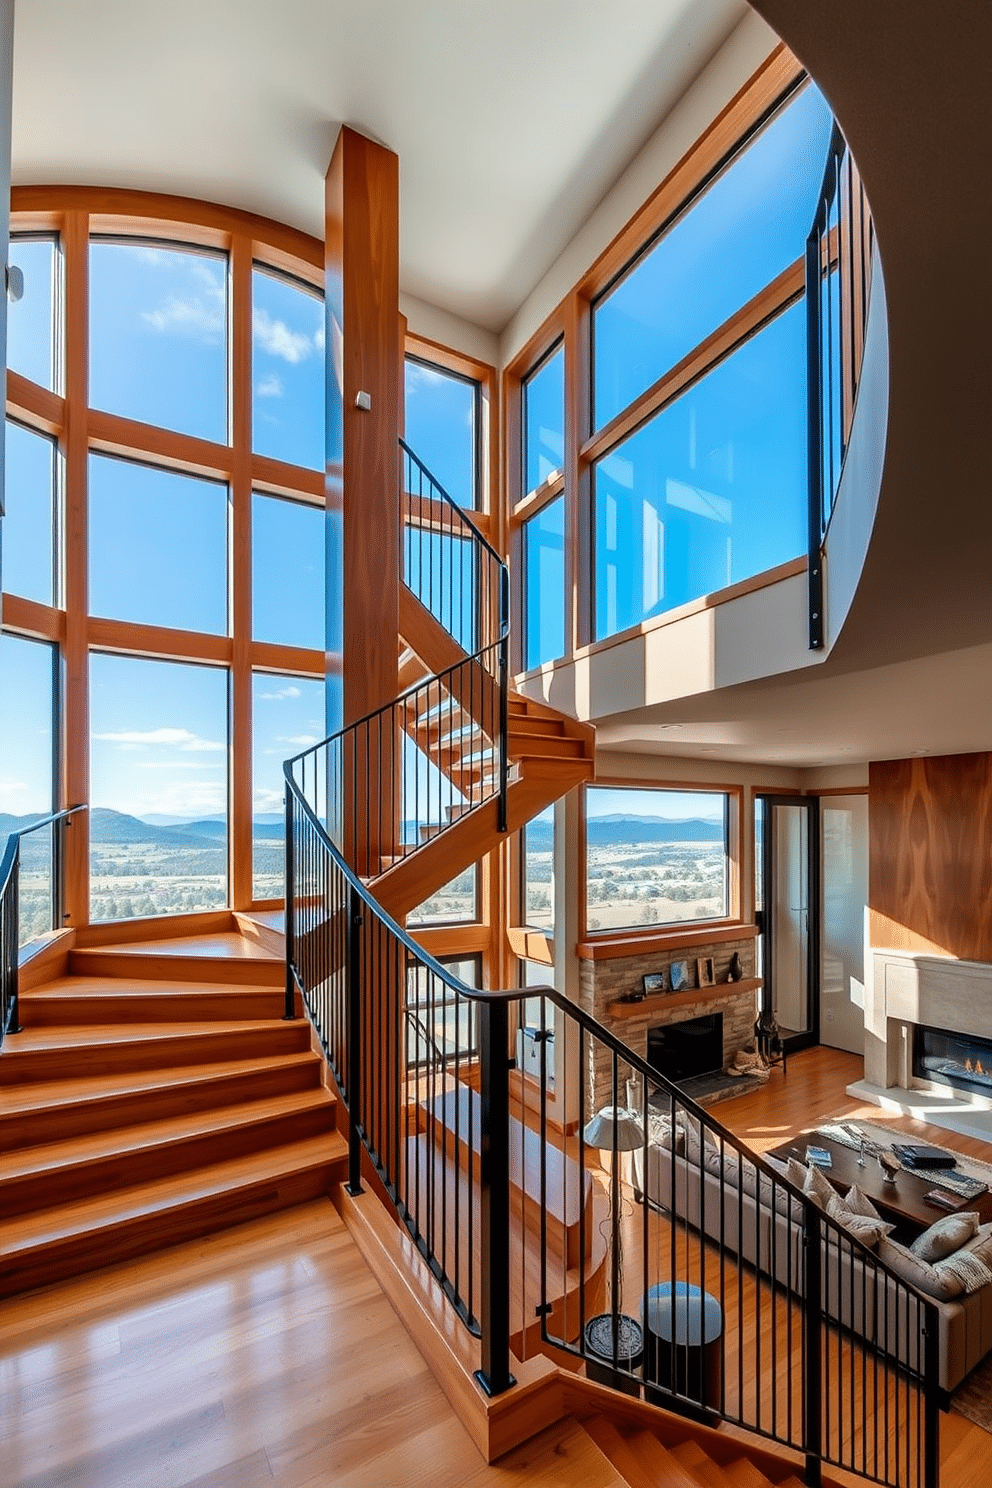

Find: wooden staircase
[372,586,594,919]
[0,929,347,1298]
[580,1413,809,1488]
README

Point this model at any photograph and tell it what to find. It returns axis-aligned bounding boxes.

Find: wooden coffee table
[768,1133,992,1236]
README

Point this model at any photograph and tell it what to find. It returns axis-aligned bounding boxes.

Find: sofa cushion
[910,1210,980,1262]
[962,1221,992,1267]
[936,1249,992,1295]
[877,1237,965,1301]
[825,1190,893,1248]
[703,1140,741,1186]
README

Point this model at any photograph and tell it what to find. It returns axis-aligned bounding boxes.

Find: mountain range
[526,814,724,848]
[1,809,284,847]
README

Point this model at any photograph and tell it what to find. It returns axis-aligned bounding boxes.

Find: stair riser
[510,737,585,759]
[0,1024,312,1084]
[68,951,283,987]
[23,989,287,1024]
[0,1162,339,1299]
[0,1103,337,1218]
[0,1056,324,1150]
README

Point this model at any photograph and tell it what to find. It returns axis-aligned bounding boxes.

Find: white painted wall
[819,793,867,1054]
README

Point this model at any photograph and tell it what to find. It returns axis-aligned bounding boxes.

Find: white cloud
[142,294,224,343]
[276,733,320,747]
[253,786,286,813]
[256,373,283,399]
[405,362,447,394]
[0,780,28,811]
[135,761,224,771]
[93,727,224,753]
[258,685,301,702]
[253,308,316,365]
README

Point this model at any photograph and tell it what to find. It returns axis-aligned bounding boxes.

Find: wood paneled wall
[869,753,992,961]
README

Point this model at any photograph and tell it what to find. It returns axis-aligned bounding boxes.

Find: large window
[3,420,57,607]
[523,496,565,669]
[593,83,832,428]
[89,240,229,444]
[252,266,325,471]
[88,455,229,634]
[404,356,478,509]
[593,301,806,638]
[406,955,481,1067]
[7,235,59,391]
[584,785,730,933]
[252,492,324,650]
[523,343,564,494]
[252,672,325,899]
[89,654,229,921]
[0,635,56,945]
[522,805,554,932]
[3,194,327,928]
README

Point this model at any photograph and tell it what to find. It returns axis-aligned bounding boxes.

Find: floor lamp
[583,1105,643,1368]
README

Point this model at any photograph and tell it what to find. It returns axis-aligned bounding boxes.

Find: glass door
[755,795,819,1052]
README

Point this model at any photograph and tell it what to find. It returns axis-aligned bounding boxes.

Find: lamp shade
[583,1105,642,1153]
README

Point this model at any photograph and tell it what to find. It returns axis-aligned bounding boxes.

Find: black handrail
[1,804,87,1048]
[806,121,874,649]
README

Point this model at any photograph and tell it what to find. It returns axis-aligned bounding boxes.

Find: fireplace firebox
[648,1014,724,1085]
[914,1025,992,1099]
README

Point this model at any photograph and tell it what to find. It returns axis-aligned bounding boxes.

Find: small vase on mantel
[728,952,743,983]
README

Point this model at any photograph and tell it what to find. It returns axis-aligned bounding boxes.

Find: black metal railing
[525,994,938,1488]
[806,120,875,649]
[1,805,86,1049]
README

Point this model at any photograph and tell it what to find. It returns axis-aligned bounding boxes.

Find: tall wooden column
[325,127,400,873]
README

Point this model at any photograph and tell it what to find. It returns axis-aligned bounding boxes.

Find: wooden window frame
[4,188,325,929]
[580,777,743,946]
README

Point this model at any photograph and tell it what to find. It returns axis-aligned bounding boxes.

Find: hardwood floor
[1,1048,989,1487]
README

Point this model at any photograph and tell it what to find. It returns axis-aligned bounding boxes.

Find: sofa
[632,1114,992,1393]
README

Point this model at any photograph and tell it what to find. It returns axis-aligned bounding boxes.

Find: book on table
[805,1145,832,1168]
[891,1143,956,1170]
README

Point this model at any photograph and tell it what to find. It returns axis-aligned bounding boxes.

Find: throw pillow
[803,1162,835,1211]
[703,1141,740,1186]
[845,1184,882,1220]
[935,1250,992,1295]
[877,1237,965,1302]
[785,1156,808,1189]
[826,1191,893,1248]
[910,1210,980,1263]
[646,1113,686,1155]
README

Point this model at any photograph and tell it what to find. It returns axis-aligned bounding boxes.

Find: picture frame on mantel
[643,971,666,995]
[697,956,715,987]
[670,960,690,992]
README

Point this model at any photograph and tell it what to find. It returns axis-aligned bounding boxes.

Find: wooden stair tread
[68,947,283,986]
[0,1131,347,1258]
[75,930,279,961]
[1,1017,303,1050]
[0,1087,336,1183]
[0,1049,319,1114]
[24,973,282,997]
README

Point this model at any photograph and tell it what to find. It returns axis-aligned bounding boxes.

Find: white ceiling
[595,641,992,768]
[10,0,747,332]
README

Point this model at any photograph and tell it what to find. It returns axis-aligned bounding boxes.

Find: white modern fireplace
[859,948,992,1114]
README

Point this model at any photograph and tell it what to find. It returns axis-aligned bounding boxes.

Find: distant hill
[4,808,283,849]
[526,814,723,849]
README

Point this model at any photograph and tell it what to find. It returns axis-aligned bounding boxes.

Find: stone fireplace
[578,931,759,1111]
